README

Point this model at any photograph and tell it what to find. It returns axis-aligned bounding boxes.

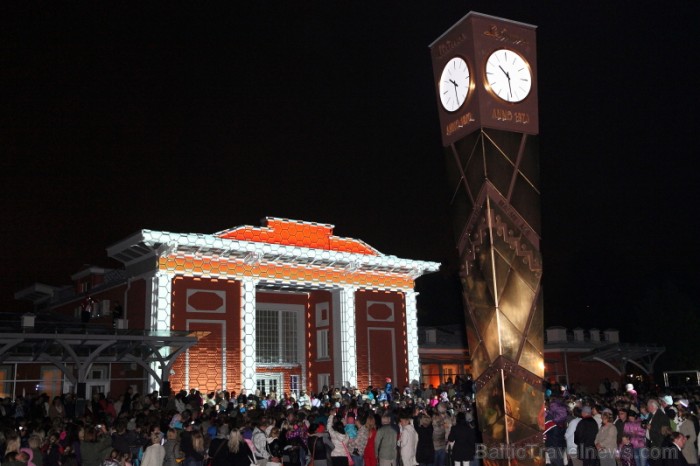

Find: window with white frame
[316,328,329,359]
[256,309,299,364]
[318,373,330,391]
[290,375,300,398]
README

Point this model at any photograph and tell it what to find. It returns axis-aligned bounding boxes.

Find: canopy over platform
[0,313,206,395]
[580,343,665,375]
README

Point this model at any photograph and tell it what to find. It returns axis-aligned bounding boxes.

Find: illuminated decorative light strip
[404,289,420,384]
[217,217,379,256]
[149,271,172,393]
[158,256,416,290]
[339,286,358,388]
[241,278,257,394]
[140,230,439,277]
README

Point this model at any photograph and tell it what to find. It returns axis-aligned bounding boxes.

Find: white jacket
[400,423,418,466]
[327,414,350,458]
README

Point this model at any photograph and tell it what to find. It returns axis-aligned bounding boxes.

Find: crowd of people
[545,382,700,466]
[0,378,477,466]
[2,377,700,466]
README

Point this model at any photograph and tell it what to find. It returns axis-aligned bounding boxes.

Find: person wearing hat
[675,406,697,466]
[574,406,599,466]
[661,396,675,414]
[384,378,393,404]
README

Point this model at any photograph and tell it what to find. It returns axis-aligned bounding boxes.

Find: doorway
[256,373,282,397]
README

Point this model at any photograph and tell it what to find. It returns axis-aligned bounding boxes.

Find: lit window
[317,329,329,359]
[256,309,299,364]
[290,375,300,398]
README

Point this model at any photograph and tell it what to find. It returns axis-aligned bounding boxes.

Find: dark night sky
[2,3,699,342]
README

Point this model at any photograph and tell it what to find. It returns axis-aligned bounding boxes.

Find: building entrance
[256,373,282,396]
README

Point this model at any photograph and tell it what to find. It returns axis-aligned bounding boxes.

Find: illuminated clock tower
[430,12,544,461]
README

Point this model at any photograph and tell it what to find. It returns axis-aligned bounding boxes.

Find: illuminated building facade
[12,217,438,398]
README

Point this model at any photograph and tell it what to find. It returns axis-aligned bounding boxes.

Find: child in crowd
[619,434,635,466]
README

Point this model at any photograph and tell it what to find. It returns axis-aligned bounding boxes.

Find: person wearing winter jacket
[374,414,397,466]
[414,413,434,466]
[447,412,476,466]
[399,412,418,466]
[327,411,351,466]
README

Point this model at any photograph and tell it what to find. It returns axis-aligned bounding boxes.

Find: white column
[404,289,421,384]
[338,285,358,388]
[241,278,258,394]
[149,270,173,393]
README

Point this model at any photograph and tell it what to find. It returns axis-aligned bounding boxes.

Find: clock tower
[430,12,544,460]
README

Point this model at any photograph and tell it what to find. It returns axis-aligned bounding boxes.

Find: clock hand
[507,78,513,98]
[449,79,459,102]
[499,65,513,97]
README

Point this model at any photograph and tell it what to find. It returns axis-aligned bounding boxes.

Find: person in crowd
[327,410,351,466]
[648,399,672,466]
[307,423,333,466]
[675,406,697,466]
[3,434,20,461]
[414,413,434,466]
[615,409,629,444]
[21,448,37,466]
[566,407,584,466]
[163,428,184,466]
[362,413,378,466]
[48,397,66,421]
[595,411,617,466]
[545,417,567,466]
[207,424,231,466]
[662,432,689,466]
[139,432,164,466]
[432,404,451,466]
[26,436,42,466]
[80,425,113,466]
[398,411,418,466]
[446,411,476,466]
[619,434,636,466]
[265,427,283,466]
[374,414,397,466]
[3,450,29,466]
[251,419,270,466]
[183,431,205,466]
[575,406,599,466]
[224,428,254,466]
[624,410,647,466]
[43,433,61,466]
[349,415,369,466]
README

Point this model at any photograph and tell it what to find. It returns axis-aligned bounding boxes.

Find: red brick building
[11,217,438,399]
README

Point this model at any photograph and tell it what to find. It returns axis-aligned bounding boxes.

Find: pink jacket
[623,420,646,449]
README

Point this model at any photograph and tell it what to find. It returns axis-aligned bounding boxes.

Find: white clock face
[439,56,470,112]
[485,49,532,103]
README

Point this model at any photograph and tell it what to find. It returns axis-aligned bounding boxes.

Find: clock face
[485,49,532,103]
[439,56,470,112]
